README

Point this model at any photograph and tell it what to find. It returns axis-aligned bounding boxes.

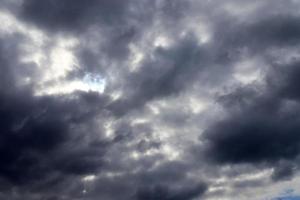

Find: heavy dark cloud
[190,4,300,181]
[213,15,300,52]
[136,183,207,200]
[20,0,134,32]
[108,34,209,116]
[1,0,300,199]
[202,59,300,182]
[0,87,109,183]
[0,35,111,197]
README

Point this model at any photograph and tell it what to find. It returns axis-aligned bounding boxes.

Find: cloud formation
[0,0,300,199]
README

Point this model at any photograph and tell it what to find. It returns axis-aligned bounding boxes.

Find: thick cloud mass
[136,183,207,200]
[1,0,300,199]
[21,0,133,31]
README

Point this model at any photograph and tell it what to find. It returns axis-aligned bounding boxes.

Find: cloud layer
[0,0,300,199]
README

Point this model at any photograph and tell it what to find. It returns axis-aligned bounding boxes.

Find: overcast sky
[1,0,300,199]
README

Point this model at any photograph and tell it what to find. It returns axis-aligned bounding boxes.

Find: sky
[0,0,300,199]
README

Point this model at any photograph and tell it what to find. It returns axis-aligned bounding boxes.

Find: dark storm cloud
[20,0,155,68]
[136,183,207,200]
[201,61,300,181]
[2,0,300,199]
[247,15,300,47]
[232,178,266,189]
[271,161,297,182]
[0,90,110,184]
[106,4,300,117]
[0,34,112,195]
[108,34,210,116]
[20,0,133,32]
[207,13,300,70]
[218,15,300,48]
[80,159,208,200]
[75,24,140,75]
[0,29,208,198]
[185,5,300,185]
[18,0,205,117]
[131,35,205,97]
[19,0,189,34]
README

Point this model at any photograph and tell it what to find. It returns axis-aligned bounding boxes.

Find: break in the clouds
[1,0,300,199]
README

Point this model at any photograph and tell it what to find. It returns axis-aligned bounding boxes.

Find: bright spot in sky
[36,73,106,96]
[233,59,263,84]
[82,175,96,194]
[82,73,106,93]
[154,35,171,47]
[82,175,96,182]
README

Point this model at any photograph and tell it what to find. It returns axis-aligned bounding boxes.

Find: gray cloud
[1,0,300,199]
